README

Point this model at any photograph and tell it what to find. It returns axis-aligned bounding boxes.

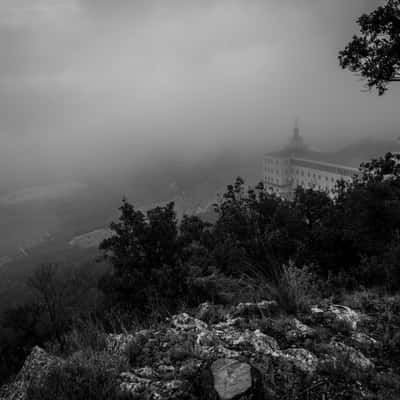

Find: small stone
[215,345,241,359]
[157,364,176,375]
[218,328,279,355]
[196,330,216,347]
[350,332,378,350]
[133,366,156,379]
[165,379,184,390]
[214,317,245,330]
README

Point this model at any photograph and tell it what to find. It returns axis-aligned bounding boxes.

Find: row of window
[265,176,280,184]
[265,158,282,165]
[294,180,334,192]
[293,159,356,177]
[294,168,337,182]
[265,167,290,175]
[265,167,342,182]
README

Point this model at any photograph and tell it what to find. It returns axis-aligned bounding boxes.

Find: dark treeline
[2,152,400,384]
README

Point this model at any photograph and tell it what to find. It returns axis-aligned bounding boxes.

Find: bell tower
[287,118,306,151]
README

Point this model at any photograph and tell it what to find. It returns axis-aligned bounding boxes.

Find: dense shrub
[264,264,322,314]
[26,351,127,400]
[97,154,400,320]
[0,263,102,385]
[99,200,189,314]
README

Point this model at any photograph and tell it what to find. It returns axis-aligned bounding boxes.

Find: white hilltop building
[263,122,359,199]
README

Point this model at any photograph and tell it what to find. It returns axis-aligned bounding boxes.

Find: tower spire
[286,117,305,151]
[294,117,300,139]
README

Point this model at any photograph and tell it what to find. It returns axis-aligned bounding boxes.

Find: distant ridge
[331,137,400,168]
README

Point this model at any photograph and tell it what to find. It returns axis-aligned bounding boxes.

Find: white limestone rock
[281,348,319,375]
[327,341,374,372]
[327,304,361,330]
[285,318,316,342]
[0,346,62,400]
[171,313,208,331]
[211,358,252,400]
[350,332,378,350]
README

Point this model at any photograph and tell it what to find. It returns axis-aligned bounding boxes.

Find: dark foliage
[26,351,126,400]
[98,200,188,313]
[339,0,400,95]
[99,154,400,315]
[0,263,101,385]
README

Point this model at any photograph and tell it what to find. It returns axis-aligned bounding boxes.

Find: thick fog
[1,0,399,191]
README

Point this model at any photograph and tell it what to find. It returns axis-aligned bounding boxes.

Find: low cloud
[0,0,397,190]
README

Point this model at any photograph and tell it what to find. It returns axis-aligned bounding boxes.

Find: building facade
[263,124,359,198]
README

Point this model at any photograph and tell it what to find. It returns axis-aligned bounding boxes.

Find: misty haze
[1,1,400,399]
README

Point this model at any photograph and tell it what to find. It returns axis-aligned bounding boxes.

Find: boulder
[211,358,252,400]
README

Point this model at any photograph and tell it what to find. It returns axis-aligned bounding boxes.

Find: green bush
[186,266,271,305]
[26,350,127,400]
[265,264,321,315]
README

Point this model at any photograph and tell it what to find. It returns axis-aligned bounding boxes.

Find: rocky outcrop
[0,347,62,400]
[1,300,379,400]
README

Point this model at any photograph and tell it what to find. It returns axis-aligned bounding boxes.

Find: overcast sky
[0,0,399,190]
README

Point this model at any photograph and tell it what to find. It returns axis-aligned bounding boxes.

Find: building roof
[266,137,400,169]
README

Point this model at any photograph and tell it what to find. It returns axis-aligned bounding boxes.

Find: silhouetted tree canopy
[339,0,400,94]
